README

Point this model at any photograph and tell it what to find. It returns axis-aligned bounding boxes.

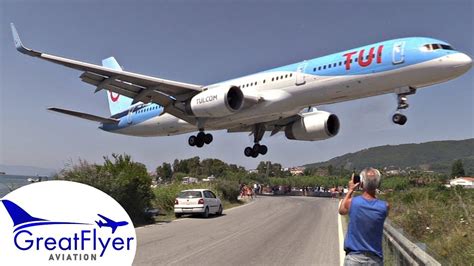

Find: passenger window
[323,65,326,69]
[328,64,331,69]
[289,73,292,77]
[355,58,358,62]
[276,77,279,80]
[209,191,216,198]
[339,62,342,66]
[333,63,336,67]
[280,75,283,79]
[285,74,288,78]
[313,67,316,71]
[318,66,321,70]
[272,78,274,81]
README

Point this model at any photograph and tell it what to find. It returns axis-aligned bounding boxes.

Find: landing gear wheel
[197,131,205,139]
[259,145,268,155]
[244,147,253,157]
[188,136,197,146]
[251,150,259,158]
[196,138,205,148]
[392,113,407,125]
[204,133,213,144]
[252,144,261,154]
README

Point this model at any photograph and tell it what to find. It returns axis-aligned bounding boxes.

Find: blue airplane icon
[95,214,128,234]
[1,199,89,232]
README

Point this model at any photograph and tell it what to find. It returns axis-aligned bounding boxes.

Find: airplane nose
[451,52,472,69]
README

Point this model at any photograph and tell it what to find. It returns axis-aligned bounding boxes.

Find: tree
[156,162,172,182]
[451,159,465,177]
[59,154,155,225]
[257,161,268,175]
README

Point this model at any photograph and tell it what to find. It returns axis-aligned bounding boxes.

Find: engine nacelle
[185,86,244,117]
[285,111,340,141]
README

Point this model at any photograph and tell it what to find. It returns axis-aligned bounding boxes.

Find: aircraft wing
[227,115,301,136]
[97,214,113,223]
[11,24,200,123]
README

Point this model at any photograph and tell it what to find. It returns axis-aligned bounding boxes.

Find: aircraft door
[127,106,137,124]
[295,61,307,86]
[392,41,405,64]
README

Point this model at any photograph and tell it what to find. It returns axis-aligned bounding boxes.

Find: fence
[383,220,441,266]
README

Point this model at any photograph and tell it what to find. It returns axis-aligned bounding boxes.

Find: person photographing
[339,167,389,265]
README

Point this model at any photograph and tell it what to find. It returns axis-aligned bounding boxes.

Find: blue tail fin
[2,200,45,226]
[102,57,133,116]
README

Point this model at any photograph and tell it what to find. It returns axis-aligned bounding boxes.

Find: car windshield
[178,191,202,198]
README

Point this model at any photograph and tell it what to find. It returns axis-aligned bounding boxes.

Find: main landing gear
[188,131,213,148]
[392,87,416,126]
[244,124,268,158]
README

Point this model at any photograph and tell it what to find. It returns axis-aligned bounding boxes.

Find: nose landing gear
[392,87,416,126]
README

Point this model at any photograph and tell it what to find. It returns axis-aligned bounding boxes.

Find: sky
[1,0,473,173]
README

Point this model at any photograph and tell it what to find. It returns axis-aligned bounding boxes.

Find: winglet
[10,23,41,57]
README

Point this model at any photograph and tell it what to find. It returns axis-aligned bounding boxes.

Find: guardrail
[383,220,441,266]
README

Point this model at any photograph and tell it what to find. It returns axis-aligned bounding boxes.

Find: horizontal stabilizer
[48,107,119,124]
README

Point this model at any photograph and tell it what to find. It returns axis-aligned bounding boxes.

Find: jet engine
[185,85,244,117]
[285,111,340,141]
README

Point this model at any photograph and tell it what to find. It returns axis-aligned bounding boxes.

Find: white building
[182,177,199,184]
[289,167,305,176]
[449,177,474,188]
[202,175,216,182]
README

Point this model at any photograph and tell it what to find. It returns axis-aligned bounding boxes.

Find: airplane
[95,214,128,234]
[10,23,472,158]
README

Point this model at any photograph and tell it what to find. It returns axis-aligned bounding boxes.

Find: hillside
[304,139,474,175]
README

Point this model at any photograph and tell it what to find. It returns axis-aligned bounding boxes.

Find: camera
[353,173,360,184]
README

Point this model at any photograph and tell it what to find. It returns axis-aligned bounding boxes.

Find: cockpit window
[421,43,454,52]
[440,44,453,50]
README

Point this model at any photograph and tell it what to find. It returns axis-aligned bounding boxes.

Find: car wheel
[217,205,223,216]
[175,213,182,218]
[202,207,209,218]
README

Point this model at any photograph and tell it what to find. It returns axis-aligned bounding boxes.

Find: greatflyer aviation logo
[0,181,136,265]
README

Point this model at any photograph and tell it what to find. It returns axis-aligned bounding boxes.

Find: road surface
[134,196,341,266]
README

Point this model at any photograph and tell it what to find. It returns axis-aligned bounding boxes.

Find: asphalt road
[134,196,341,266]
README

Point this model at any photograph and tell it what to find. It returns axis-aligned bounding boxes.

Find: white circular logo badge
[0,180,137,265]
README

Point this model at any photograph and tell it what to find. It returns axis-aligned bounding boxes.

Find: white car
[174,189,223,218]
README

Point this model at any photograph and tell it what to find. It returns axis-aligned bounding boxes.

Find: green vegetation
[380,186,473,265]
[304,139,474,175]
[451,159,466,177]
[57,154,155,225]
